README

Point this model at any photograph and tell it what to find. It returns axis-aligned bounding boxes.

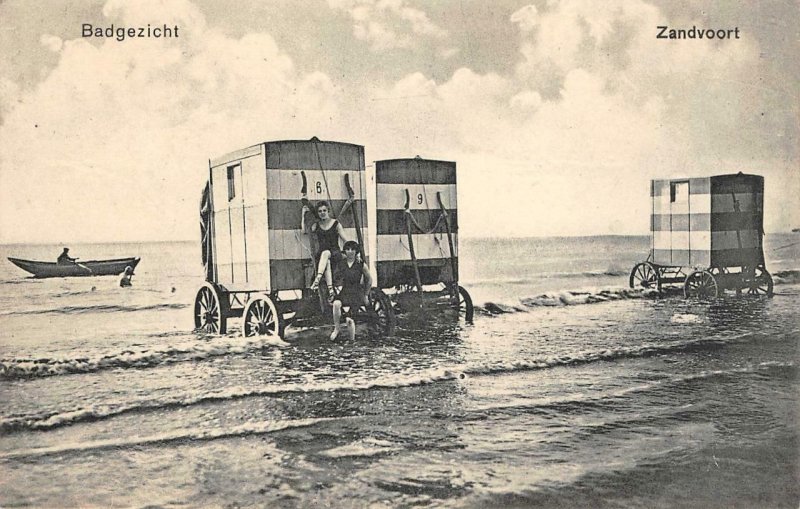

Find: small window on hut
[670,181,688,203]
[227,165,237,201]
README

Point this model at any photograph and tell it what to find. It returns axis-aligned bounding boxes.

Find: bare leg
[323,259,333,288]
[312,250,332,289]
[345,317,355,341]
[330,300,342,340]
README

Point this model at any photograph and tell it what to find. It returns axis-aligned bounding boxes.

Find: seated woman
[302,200,347,298]
[330,240,372,341]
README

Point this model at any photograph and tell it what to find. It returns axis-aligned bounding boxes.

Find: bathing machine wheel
[452,284,474,322]
[194,282,228,334]
[241,294,284,338]
[366,288,395,338]
[745,266,774,297]
[684,270,719,299]
[629,262,661,292]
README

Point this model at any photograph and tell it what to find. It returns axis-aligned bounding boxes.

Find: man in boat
[57,247,77,264]
[330,240,372,341]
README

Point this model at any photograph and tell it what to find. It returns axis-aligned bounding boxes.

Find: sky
[0,0,797,244]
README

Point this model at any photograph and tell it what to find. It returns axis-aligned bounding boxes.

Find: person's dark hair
[343,240,359,252]
[315,201,330,212]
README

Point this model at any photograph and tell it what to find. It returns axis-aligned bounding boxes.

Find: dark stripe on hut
[376,209,458,235]
[376,159,457,185]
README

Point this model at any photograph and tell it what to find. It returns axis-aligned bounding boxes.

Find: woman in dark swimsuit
[331,241,372,341]
[305,201,348,295]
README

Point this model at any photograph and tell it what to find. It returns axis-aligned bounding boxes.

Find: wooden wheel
[629,262,661,291]
[194,283,227,334]
[747,267,774,297]
[242,294,284,338]
[368,288,395,338]
[684,270,719,299]
[453,285,474,322]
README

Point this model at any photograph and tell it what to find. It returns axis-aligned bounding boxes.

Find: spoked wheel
[684,270,719,299]
[451,284,474,323]
[194,282,228,334]
[368,288,395,338]
[242,294,284,338]
[747,266,774,297]
[629,262,661,291]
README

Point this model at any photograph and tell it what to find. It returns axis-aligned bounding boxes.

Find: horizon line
[0,231,797,246]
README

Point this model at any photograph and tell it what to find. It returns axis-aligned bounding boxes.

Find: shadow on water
[240,312,476,503]
[267,377,472,503]
[271,308,471,369]
[650,294,775,333]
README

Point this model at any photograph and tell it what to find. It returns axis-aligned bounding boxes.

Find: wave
[467,267,799,295]
[478,287,658,314]
[465,361,794,415]
[773,269,800,285]
[0,418,333,460]
[465,269,630,287]
[0,334,288,381]
[4,337,786,435]
[0,302,188,317]
[0,367,463,433]
[458,337,738,378]
[0,278,42,285]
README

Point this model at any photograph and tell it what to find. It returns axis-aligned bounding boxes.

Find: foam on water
[0,417,335,460]
[319,437,403,458]
[773,269,800,285]
[3,327,789,436]
[0,302,189,317]
[0,334,288,380]
[670,313,705,324]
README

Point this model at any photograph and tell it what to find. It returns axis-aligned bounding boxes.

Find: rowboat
[7,257,141,278]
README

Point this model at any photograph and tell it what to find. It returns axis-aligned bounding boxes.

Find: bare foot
[330,327,340,341]
[311,273,322,290]
[345,318,355,341]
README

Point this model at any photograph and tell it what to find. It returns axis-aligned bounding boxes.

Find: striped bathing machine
[629,173,773,298]
[375,157,473,321]
[195,137,394,337]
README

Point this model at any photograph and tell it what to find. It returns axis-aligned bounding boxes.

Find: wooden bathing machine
[200,138,368,294]
[630,172,772,297]
[373,156,473,320]
[650,173,764,269]
[375,157,459,288]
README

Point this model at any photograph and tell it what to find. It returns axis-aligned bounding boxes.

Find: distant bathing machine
[630,172,773,297]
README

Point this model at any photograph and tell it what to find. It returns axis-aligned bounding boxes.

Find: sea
[0,235,798,508]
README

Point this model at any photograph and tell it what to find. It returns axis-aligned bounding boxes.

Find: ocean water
[0,235,798,508]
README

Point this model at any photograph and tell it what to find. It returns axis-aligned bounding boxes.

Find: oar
[74,259,93,275]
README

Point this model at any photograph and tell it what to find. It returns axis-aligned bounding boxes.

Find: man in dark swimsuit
[57,247,77,264]
[330,241,372,341]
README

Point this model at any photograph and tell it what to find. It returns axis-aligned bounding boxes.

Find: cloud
[328,0,448,51]
[40,34,63,53]
[0,78,21,124]
[0,0,796,243]
[335,0,797,236]
[0,0,339,243]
